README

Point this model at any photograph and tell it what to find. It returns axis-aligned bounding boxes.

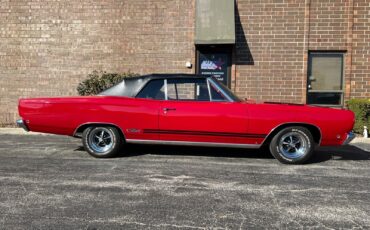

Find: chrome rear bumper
[342,132,355,145]
[16,119,29,132]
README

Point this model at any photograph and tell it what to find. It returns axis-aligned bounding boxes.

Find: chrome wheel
[278,131,308,159]
[88,127,114,155]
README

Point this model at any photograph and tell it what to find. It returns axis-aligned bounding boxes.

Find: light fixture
[185,61,192,68]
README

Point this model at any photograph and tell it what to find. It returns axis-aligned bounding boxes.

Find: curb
[0,128,51,135]
[350,137,370,152]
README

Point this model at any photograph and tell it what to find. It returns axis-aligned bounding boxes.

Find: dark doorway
[196,45,232,88]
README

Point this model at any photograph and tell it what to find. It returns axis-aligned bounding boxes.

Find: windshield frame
[208,77,242,102]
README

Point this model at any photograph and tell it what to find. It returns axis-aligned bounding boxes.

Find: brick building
[0,0,369,125]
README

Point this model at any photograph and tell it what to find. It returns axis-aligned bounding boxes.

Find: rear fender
[73,122,126,140]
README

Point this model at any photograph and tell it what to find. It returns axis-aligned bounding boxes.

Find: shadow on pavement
[75,144,370,163]
[122,144,274,159]
[308,145,370,163]
[75,144,273,159]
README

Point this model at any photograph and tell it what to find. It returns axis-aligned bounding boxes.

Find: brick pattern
[0,0,195,124]
[308,0,353,102]
[309,0,351,50]
[0,0,369,125]
[235,0,306,102]
[234,0,369,103]
[351,0,370,98]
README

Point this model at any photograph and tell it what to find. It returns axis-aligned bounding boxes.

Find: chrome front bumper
[342,132,355,145]
[16,119,29,132]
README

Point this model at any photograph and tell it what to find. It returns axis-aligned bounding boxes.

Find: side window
[176,82,196,100]
[167,79,210,101]
[136,78,229,102]
[167,82,177,100]
[209,83,227,101]
[136,80,165,100]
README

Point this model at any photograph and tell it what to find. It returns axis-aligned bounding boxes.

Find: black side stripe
[143,129,266,138]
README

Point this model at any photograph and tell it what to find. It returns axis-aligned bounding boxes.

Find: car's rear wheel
[82,126,122,158]
[269,126,314,164]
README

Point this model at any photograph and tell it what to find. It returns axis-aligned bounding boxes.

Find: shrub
[77,71,138,96]
[347,98,370,134]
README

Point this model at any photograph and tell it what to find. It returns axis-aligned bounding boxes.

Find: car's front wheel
[82,126,122,158]
[269,126,315,164]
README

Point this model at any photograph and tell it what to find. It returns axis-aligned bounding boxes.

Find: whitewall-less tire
[82,126,122,158]
[269,126,315,164]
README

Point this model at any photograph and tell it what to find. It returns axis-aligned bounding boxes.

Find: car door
[157,78,255,145]
[128,79,165,141]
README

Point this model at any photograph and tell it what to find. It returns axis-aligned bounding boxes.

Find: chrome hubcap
[278,132,307,159]
[88,128,114,154]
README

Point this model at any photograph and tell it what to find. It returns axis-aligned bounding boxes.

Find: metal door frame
[195,45,232,88]
[306,52,345,107]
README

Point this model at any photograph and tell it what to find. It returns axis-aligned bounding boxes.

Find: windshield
[210,77,242,102]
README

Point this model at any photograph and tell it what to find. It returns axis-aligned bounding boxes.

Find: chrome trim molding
[206,79,212,101]
[126,139,261,149]
[342,132,355,145]
[16,119,29,132]
[208,78,234,102]
[164,79,168,100]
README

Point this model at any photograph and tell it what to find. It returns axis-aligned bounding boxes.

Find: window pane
[176,82,195,100]
[136,80,165,100]
[307,92,342,105]
[210,83,227,101]
[197,81,210,101]
[167,78,209,101]
[167,82,177,100]
[310,55,343,91]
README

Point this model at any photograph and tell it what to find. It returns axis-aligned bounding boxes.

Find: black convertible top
[99,74,207,97]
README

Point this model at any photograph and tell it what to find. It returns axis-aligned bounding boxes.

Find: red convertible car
[17,74,355,164]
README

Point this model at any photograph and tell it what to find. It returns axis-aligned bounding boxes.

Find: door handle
[163,108,176,112]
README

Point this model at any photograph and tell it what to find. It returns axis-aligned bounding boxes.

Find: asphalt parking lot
[0,131,370,229]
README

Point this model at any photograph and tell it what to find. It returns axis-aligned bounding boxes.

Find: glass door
[196,45,232,88]
[307,52,344,106]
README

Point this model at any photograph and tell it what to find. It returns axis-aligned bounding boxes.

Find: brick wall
[351,0,370,98]
[234,0,307,102]
[234,0,369,103]
[0,0,369,125]
[309,0,351,50]
[0,0,195,124]
[308,0,353,101]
